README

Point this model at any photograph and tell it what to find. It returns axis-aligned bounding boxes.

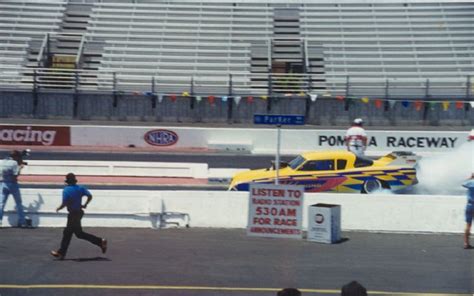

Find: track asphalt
[0,227,472,296]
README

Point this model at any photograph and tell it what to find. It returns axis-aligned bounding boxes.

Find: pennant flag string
[130,89,474,113]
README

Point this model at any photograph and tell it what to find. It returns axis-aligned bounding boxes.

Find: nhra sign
[144,129,178,146]
[247,184,304,239]
[0,125,71,146]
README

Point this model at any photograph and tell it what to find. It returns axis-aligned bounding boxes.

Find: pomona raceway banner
[0,125,71,146]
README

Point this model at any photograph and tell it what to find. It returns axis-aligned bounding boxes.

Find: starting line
[0,284,471,296]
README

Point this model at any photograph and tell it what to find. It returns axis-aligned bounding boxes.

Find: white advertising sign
[247,184,304,239]
[315,130,465,152]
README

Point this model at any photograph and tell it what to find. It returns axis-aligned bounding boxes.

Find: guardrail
[22,160,209,179]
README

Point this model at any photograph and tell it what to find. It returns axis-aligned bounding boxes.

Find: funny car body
[229,150,419,193]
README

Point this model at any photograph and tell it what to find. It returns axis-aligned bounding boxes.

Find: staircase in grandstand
[31,2,98,89]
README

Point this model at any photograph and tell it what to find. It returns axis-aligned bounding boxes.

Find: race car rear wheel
[362,179,389,194]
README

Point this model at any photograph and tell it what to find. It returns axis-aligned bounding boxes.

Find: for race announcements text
[247,184,304,239]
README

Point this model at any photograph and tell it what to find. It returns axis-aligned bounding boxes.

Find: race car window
[337,159,347,170]
[299,159,335,171]
[354,156,373,168]
[289,155,305,170]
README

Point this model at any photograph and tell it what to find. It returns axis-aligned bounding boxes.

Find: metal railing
[0,66,471,100]
[35,32,85,68]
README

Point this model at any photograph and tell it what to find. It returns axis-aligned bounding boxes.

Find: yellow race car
[229,150,418,193]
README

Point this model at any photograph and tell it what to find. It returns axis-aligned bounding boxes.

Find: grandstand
[86,2,273,93]
[0,0,472,99]
[300,2,474,97]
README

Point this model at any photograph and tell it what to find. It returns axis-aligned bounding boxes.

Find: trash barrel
[307,203,341,243]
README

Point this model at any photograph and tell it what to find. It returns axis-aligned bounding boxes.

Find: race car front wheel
[362,179,389,194]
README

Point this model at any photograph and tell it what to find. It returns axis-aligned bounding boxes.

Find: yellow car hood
[229,167,293,189]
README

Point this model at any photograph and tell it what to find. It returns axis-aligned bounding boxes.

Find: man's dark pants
[59,210,102,256]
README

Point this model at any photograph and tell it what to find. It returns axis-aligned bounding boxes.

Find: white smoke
[373,188,395,195]
[414,141,473,195]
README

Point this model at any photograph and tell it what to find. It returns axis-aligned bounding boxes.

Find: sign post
[247,183,304,239]
[254,114,305,184]
[275,124,281,184]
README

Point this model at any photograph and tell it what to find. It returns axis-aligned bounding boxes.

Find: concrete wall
[1,123,470,155]
[71,125,470,155]
[22,160,208,178]
[2,189,466,234]
[1,90,472,126]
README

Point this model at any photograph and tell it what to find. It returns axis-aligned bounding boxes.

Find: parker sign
[247,184,304,239]
[0,125,71,146]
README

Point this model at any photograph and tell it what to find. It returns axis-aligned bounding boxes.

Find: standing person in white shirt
[0,150,26,227]
[344,118,368,157]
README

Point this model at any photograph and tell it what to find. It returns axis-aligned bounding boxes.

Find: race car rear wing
[378,151,421,167]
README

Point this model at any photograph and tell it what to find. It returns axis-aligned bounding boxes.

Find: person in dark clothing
[277,288,301,296]
[462,173,474,249]
[51,173,107,260]
[341,281,367,296]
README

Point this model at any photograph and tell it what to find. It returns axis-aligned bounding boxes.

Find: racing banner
[0,125,71,146]
[247,184,304,239]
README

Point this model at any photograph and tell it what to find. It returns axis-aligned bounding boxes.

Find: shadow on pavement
[56,257,111,262]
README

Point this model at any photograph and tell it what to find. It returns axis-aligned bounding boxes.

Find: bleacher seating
[0,36,29,85]
[0,0,66,83]
[300,2,474,96]
[0,0,471,98]
[85,2,274,92]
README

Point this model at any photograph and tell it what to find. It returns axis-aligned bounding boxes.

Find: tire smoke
[414,141,473,195]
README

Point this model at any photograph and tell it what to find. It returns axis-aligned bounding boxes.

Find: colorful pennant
[414,100,423,111]
[374,99,383,109]
[442,101,450,111]
[234,96,241,105]
[208,95,215,105]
